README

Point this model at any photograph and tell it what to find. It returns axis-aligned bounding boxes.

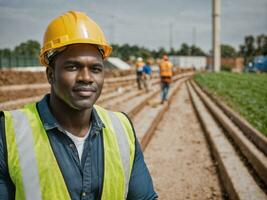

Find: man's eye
[65,65,77,71]
[91,66,103,73]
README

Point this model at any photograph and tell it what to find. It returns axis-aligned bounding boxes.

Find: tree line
[0,34,266,66]
[0,40,40,58]
[239,34,267,64]
[111,43,206,61]
[221,34,267,63]
[0,40,40,67]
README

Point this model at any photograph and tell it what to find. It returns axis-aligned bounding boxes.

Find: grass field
[194,72,267,136]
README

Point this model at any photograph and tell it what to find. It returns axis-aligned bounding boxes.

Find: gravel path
[144,83,223,200]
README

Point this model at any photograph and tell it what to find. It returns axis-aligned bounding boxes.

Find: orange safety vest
[159,61,173,77]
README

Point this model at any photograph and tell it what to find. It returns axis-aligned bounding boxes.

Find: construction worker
[0,11,157,200]
[135,57,145,90]
[159,55,173,104]
[142,58,153,92]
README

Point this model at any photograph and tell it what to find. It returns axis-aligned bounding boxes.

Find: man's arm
[122,113,158,200]
[0,113,15,200]
[127,137,158,200]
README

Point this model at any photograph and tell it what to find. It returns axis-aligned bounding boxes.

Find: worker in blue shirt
[0,11,157,200]
[142,59,153,92]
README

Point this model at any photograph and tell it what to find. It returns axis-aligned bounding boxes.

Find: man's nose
[77,67,93,83]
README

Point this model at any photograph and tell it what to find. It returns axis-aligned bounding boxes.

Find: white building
[104,57,131,70]
[169,56,207,70]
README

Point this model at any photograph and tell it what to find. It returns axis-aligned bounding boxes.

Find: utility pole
[169,22,173,53]
[212,0,221,72]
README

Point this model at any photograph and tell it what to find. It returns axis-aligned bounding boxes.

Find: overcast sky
[0,0,266,53]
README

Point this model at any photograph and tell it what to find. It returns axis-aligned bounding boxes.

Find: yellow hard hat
[39,10,112,67]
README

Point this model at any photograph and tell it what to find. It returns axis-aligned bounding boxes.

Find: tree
[14,40,40,57]
[238,34,267,65]
[119,44,131,61]
[156,47,167,58]
[169,47,176,55]
[221,44,236,58]
[263,35,267,55]
[175,43,206,56]
[190,45,206,56]
[0,48,12,57]
[239,35,255,64]
[255,34,267,56]
[245,35,255,54]
[138,47,151,59]
[238,45,245,57]
[111,44,120,57]
[178,43,190,55]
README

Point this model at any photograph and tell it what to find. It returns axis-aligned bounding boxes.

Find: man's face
[47,44,104,110]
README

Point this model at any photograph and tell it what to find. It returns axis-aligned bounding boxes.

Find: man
[135,57,145,90]
[0,11,157,200]
[159,55,173,104]
[142,59,153,92]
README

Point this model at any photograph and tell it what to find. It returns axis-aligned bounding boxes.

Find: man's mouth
[73,86,97,97]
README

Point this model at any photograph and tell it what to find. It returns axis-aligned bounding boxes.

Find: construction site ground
[144,83,223,200]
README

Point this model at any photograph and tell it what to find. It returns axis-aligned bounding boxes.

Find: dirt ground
[144,83,223,200]
[0,70,47,86]
[0,68,136,86]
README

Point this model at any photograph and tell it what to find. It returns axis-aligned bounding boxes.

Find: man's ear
[46,67,54,84]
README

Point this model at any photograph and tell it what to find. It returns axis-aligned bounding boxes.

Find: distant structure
[104,57,131,70]
[212,0,221,72]
[169,56,207,70]
[207,57,244,72]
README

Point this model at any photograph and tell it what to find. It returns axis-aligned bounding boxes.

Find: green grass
[194,72,267,136]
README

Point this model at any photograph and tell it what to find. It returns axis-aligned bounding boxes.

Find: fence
[0,55,40,68]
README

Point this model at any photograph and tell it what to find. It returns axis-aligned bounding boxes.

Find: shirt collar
[37,94,105,133]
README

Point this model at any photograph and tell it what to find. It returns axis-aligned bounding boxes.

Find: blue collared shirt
[0,94,157,200]
[142,65,152,75]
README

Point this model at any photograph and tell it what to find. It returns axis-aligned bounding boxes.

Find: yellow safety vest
[4,103,135,200]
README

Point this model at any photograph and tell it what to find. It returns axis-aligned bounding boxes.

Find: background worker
[159,55,173,104]
[0,11,157,200]
[135,57,145,90]
[142,58,153,92]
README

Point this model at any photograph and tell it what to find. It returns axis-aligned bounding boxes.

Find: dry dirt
[0,70,47,86]
[144,83,223,200]
[0,69,136,86]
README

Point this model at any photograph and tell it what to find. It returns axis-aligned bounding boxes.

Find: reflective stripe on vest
[4,103,135,200]
[94,105,135,200]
